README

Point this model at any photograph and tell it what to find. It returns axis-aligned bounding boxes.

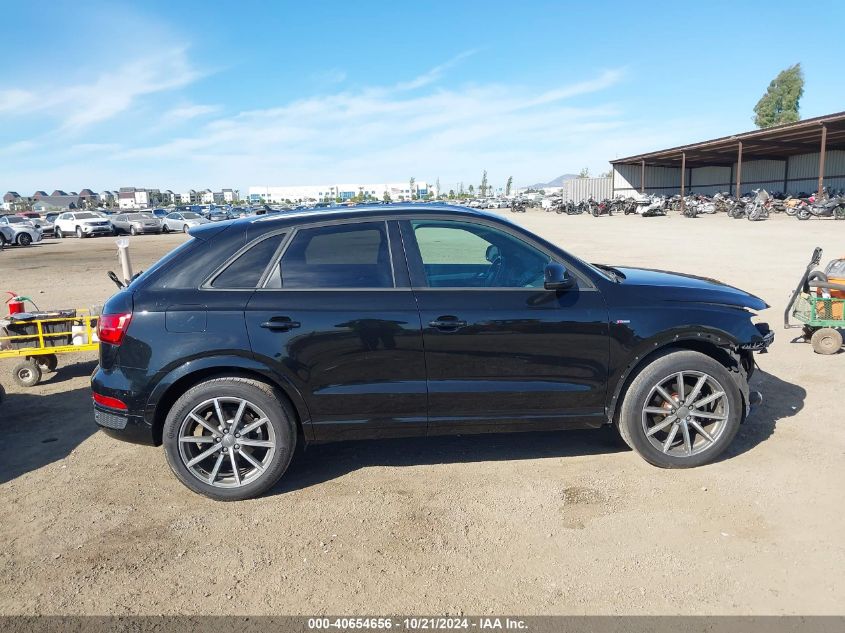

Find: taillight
[93,392,127,410]
[97,312,132,345]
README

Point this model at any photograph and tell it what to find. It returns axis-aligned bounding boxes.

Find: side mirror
[544,262,574,290]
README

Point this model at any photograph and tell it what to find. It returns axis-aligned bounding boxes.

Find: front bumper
[741,322,775,352]
[83,225,113,235]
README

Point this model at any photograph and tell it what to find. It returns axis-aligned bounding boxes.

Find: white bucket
[72,325,87,346]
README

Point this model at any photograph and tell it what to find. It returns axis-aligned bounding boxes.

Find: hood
[609,266,768,311]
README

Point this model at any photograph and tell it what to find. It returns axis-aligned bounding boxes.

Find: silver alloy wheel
[177,397,276,488]
[641,370,730,457]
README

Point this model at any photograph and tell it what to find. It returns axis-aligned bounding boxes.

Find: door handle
[260,316,301,331]
[429,316,467,331]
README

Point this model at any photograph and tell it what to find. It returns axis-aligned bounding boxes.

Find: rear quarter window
[210,233,287,288]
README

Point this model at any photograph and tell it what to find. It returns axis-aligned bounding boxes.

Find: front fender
[605,303,765,424]
[143,354,313,439]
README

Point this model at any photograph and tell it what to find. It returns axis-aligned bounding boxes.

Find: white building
[200,189,214,204]
[248,182,433,204]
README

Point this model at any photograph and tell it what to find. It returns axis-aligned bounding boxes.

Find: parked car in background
[110,213,163,236]
[162,211,210,233]
[150,209,169,219]
[44,213,60,234]
[16,212,54,236]
[0,215,43,247]
[207,209,229,222]
[92,204,773,500]
[54,211,114,238]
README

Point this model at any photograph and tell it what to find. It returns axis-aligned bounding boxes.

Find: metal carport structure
[610,111,845,202]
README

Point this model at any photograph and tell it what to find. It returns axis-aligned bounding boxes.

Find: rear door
[400,217,609,434]
[244,219,427,440]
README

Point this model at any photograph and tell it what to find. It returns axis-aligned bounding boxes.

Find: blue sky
[3,0,845,194]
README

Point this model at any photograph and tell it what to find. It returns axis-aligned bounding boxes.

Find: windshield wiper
[592,263,625,282]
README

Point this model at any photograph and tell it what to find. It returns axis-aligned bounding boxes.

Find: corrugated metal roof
[612,111,845,167]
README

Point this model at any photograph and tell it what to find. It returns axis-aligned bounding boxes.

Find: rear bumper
[91,366,157,445]
[94,404,156,445]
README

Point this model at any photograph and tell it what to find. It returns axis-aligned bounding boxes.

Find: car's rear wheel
[162,377,296,501]
[618,350,741,468]
[162,224,169,233]
[55,227,63,239]
[17,233,32,246]
[183,224,189,233]
[130,226,137,236]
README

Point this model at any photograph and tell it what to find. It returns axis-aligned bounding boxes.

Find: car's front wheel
[162,377,297,501]
[55,227,63,239]
[76,226,84,238]
[618,350,741,468]
[17,233,32,246]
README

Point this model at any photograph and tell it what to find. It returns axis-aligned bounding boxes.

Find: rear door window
[271,221,393,289]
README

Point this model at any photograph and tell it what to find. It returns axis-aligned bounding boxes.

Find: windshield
[7,216,28,223]
[75,213,98,219]
[183,213,201,219]
[128,213,154,220]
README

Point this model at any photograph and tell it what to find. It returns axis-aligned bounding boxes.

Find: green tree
[754,63,804,128]
[505,176,513,196]
[409,176,416,200]
[468,184,474,195]
[448,189,455,199]
[578,167,590,178]
[480,170,488,197]
[383,191,392,202]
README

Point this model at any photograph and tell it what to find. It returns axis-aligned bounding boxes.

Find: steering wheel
[484,256,505,287]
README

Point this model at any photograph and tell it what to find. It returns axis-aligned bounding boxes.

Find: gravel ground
[0,211,843,615]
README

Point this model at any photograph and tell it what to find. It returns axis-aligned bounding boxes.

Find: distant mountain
[527,174,579,189]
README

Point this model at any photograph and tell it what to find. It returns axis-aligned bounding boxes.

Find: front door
[245,219,427,440]
[400,218,609,434]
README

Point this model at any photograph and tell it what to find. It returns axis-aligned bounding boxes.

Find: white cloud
[0,47,202,134]
[160,104,222,125]
[117,61,627,188]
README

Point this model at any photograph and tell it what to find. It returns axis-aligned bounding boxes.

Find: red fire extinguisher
[5,291,26,315]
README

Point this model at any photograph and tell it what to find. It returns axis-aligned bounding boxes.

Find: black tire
[162,224,169,233]
[130,226,137,236]
[13,360,42,388]
[37,354,58,372]
[617,350,742,468]
[0,233,6,248]
[55,227,63,239]
[183,224,189,233]
[162,377,297,501]
[17,233,32,246]
[76,226,84,238]
[798,210,810,221]
[810,328,842,355]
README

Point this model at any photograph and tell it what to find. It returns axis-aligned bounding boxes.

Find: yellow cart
[0,310,99,387]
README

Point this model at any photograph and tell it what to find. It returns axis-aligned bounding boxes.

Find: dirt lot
[1,212,843,615]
